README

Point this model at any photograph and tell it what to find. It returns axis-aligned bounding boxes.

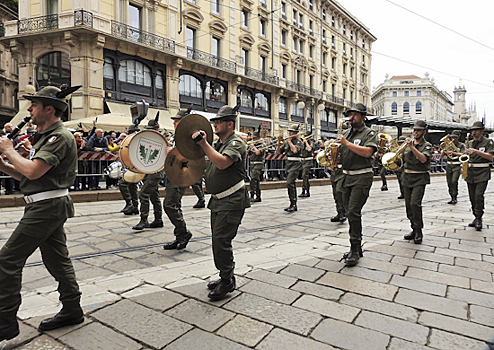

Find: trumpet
[381,137,413,171]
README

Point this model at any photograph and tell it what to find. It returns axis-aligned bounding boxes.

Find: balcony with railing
[74,9,93,28]
[111,20,175,54]
[18,14,58,34]
[245,67,279,85]
[186,47,236,73]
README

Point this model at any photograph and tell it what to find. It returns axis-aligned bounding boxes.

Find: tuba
[376,133,392,163]
[381,137,413,171]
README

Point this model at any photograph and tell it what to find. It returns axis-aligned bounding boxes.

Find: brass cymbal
[174,113,213,160]
[164,147,206,187]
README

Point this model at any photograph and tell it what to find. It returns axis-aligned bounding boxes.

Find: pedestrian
[276,124,303,212]
[464,121,494,231]
[442,130,465,204]
[402,120,432,244]
[338,103,378,267]
[192,105,250,300]
[0,85,83,342]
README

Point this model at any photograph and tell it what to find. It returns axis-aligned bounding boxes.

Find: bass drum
[122,169,146,183]
[104,161,123,179]
[119,130,168,174]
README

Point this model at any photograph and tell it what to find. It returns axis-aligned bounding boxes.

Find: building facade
[372,73,454,123]
[0,3,18,128]
[0,0,376,137]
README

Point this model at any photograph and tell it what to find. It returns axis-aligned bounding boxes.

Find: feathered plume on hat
[23,84,82,112]
[146,111,160,129]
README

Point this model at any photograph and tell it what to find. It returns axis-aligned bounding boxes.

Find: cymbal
[174,113,213,160]
[164,147,206,187]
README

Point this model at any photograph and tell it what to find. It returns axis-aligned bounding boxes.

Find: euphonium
[439,135,461,160]
[376,133,392,162]
[381,137,413,171]
[319,118,349,169]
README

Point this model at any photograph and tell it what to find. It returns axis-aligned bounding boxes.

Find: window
[279,96,287,114]
[281,2,286,18]
[322,52,326,66]
[212,0,220,14]
[309,20,313,35]
[342,88,346,100]
[331,35,335,48]
[322,80,326,92]
[129,3,142,29]
[343,25,346,35]
[241,90,253,108]
[392,91,397,97]
[331,16,335,27]
[281,30,287,46]
[342,43,346,56]
[322,29,327,44]
[350,67,354,79]
[331,84,335,96]
[281,63,287,78]
[206,81,226,103]
[309,45,314,60]
[242,9,249,28]
[260,19,266,37]
[212,37,220,65]
[309,0,313,11]
[186,27,195,48]
[403,102,410,114]
[416,102,422,114]
[309,75,314,89]
[322,9,326,21]
[417,90,421,96]
[37,51,71,84]
[299,13,303,29]
[292,9,297,25]
[350,47,353,59]
[299,40,304,54]
[103,58,114,79]
[255,93,268,111]
[342,63,347,76]
[156,71,164,89]
[391,102,397,115]
[331,57,336,70]
[12,59,18,76]
[362,39,365,48]
[292,37,297,52]
[291,102,303,116]
[404,90,409,97]
[242,48,249,67]
[119,60,151,86]
[260,0,266,7]
[260,56,266,72]
[362,55,365,66]
[179,74,202,98]
[47,0,58,15]
[350,30,353,40]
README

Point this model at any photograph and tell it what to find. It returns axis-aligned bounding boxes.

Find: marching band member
[276,124,303,212]
[248,126,266,203]
[299,130,314,198]
[329,139,347,223]
[441,130,465,205]
[464,121,494,231]
[402,120,432,244]
[338,103,378,267]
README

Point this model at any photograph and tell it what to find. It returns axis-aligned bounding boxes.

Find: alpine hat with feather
[24,85,82,112]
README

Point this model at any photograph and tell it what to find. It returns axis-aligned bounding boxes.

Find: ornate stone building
[0,0,375,136]
[0,3,18,127]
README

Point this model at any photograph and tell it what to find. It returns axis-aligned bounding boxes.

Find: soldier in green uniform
[464,121,494,231]
[276,124,303,212]
[248,127,266,203]
[329,141,347,223]
[441,130,466,205]
[299,131,314,198]
[0,86,83,341]
[192,105,250,300]
[191,179,206,208]
[402,120,432,244]
[162,108,195,250]
[395,136,406,199]
[338,103,378,267]
[132,120,165,230]
[119,125,140,215]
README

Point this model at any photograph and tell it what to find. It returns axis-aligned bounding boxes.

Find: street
[0,175,493,350]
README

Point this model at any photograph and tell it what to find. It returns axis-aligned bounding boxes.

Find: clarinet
[7,116,32,140]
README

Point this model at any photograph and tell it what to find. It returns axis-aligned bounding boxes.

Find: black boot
[208,276,236,290]
[252,193,261,202]
[285,202,297,212]
[38,306,84,331]
[475,218,482,231]
[249,192,255,203]
[344,240,362,267]
[381,184,388,191]
[447,197,457,204]
[121,200,132,213]
[343,244,363,259]
[298,190,306,197]
[163,239,179,250]
[414,229,423,244]
[404,230,415,240]
[176,230,193,250]
[0,314,19,342]
[397,193,405,199]
[149,217,164,228]
[123,202,139,215]
[208,277,235,300]
[132,217,150,230]
[330,214,341,222]
[193,198,205,208]
[468,218,477,227]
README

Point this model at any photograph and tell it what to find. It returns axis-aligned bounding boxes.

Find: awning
[106,101,132,116]
[239,115,272,129]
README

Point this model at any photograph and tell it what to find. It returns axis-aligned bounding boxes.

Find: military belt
[286,157,303,161]
[250,161,264,164]
[404,169,428,174]
[342,168,373,175]
[468,163,490,168]
[211,180,245,199]
[301,157,313,161]
[24,189,69,204]
[447,161,461,165]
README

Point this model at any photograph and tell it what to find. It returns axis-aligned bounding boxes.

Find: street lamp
[25,77,38,94]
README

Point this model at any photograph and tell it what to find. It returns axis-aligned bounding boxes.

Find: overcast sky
[339,0,494,126]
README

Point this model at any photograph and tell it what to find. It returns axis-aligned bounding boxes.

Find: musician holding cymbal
[192,105,250,301]
[337,103,378,267]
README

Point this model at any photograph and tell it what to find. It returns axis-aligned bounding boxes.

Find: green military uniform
[300,138,314,196]
[445,141,466,202]
[280,137,303,206]
[206,132,250,280]
[164,179,189,236]
[138,170,164,220]
[395,168,404,198]
[119,180,138,208]
[340,124,378,244]
[330,165,346,220]
[0,120,81,323]
[402,138,432,237]
[465,135,494,226]
[248,142,266,201]
[191,178,205,206]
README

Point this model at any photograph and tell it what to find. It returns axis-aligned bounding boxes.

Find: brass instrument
[381,137,413,171]
[376,133,392,162]
[439,135,461,160]
[316,118,348,170]
[460,133,471,180]
[388,138,399,152]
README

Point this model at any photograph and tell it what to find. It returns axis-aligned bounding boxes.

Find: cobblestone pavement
[1,176,494,349]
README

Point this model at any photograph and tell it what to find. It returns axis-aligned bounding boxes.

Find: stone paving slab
[292,294,360,322]
[165,328,251,350]
[256,328,337,350]
[216,315,273,347]
[428,329,490,350]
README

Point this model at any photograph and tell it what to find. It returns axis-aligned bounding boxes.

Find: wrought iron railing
[111,20,175,54]
[0,23,5,37]
[18,14,58,34]
[286,80,311,95]
[74,10,93,28]
[187,47,236,73]
[245,67,279,85]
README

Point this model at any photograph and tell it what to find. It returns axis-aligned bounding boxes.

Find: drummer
[162,108,194,250]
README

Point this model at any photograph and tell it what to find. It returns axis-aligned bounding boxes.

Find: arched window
[179,74,202,98]
[103,57,114,79]
[119,60,152,86]
[205,81,226,103]
[391,102,397,115]
[279,97,287,114]
[403,102,410,114]
[37,51,71,86]
[255,93,268,111]
[416,102,422,114]
[240,90,253,108]
[156,70,164,89]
